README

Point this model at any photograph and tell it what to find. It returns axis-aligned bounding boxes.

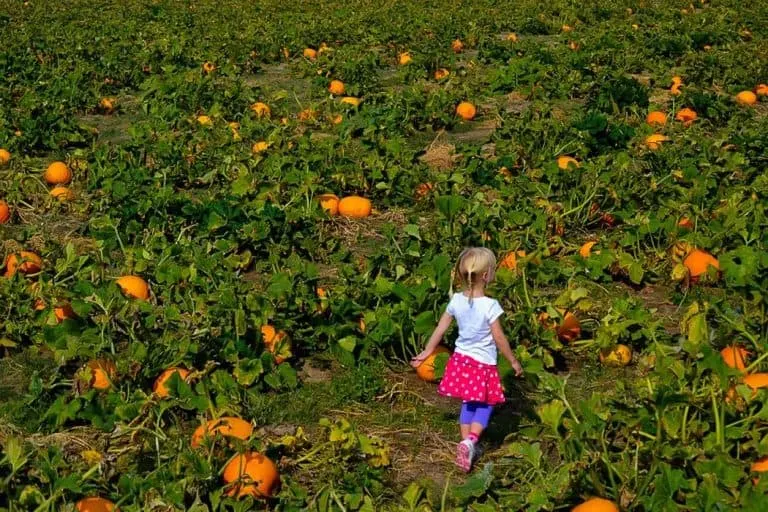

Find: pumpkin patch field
[2,0,768,509]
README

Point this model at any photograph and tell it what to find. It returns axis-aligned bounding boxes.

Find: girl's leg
[459,402,475,438]
[467,403,494,442]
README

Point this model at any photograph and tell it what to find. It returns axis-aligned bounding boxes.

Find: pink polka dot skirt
[438,352,506,405]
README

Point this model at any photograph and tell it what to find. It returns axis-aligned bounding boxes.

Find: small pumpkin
[599,344,632,367]
[756,84,768,96]
[455,102,477,120]
[398,52,412,65]
[721,345,749,371]
[76,497,118,512]
[202,61,216,74]
[645,134,669,150]
[743,373,768,392]
[0,200,10,224]
[250,102,271,118]
[261,325,291,363]
[677,217,694,230]
[416,346,451,382]
[317,193,340,215]
[735,91,757,105]
[44,161,72,185]
[191,417,254,448]
[571,498,619,512]
[579,241,598,258]
[675,107,697,126]
[153,367,191,398]
[196,115,213,126]
[116,275,150,300]
[539,310,581,343]
[340,96,361,107]
[303,48,317,60]
[0,149,10,166]
[451,39,464,53]
[499,250,526,271]
[338,196,372,218]
[557,156,580,170]
[646,111,667,126]
[683,249,719,280]
[4,251,42,278]
[50,186,75,201]
[434,68,450,80]
[81,359,117,391]
[328,80,345,96]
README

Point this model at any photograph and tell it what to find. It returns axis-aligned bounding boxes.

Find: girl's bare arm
[490,319,523,376]
[410,313,453,367]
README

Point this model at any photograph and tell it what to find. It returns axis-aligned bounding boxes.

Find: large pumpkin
[338,196,372,218]
[683,249,719,280]
[571,497,619,512]
[416,346,451,382]
[222,452,280,498]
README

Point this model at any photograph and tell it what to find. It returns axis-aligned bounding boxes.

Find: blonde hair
[450,247,497,302]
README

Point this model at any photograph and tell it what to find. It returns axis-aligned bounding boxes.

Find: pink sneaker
[456,439,474,472]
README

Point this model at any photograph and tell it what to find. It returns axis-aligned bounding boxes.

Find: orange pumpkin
[44,161,72,185]
[434,68,450,80]
[317,193,340,215]
[328,80,346,95]
[0,200,10,224]
[261,324,290,363]
[677,217,694,230]
[338,196,372,218]
[683,249,719,280]
[0,149,10,166]
[50,186,75,201]
[579,242,597,258]
[557,156,580,170]
[735,91,757,105]
[571,497,619,512]
[675,108,697,126]
[191,417,254,448]
[99,98,116,113]
[646,111,667,126]
[751,457,768,485]
[451,39,464,53]
[250,102,271,118]
[116,275,150,300]
[398,52,412,65]
[222,452,280,498]
[756,84,768,97]
[4,251,42,278]
[720,345,749,371]
[415,182,434,198]
[455,102,476,120]
[416,346,451,382]
[54,303,76,323]
[303,48,317,60]
[202,61,216,74]
[76,497,118,512]
[645,134,669,150]
[500,250,526,270]
[539,310,581,343]
[84,359,117,391]
[153,367,191,398]
[743,373,768,392]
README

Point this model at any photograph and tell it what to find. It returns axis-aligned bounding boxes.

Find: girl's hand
[511,360,523,377]
[410,351,431,368]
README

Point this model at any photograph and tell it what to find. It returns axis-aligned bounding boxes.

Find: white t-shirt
[445,293,504,365]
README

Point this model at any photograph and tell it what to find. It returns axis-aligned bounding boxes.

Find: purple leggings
[459,402,494,428]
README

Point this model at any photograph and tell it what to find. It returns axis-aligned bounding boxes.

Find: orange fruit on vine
[338,196,372,218]
[675,107,698,126]
[451,39,464,53]
[735,91,757,105]
[0,200,9,224]
[571,497,618,512]
[683,249,719,280]
[153,367,191,398]
[646,111,667,126]
[328,80,345,95]
[456,102,477,120]
[44,161,72,185]
[250,102,271,117]
[720,345,749,371]
[557,156,580,170]
[434,68,450,80]
[76,497,118,512]
[191,417,253,448]
[303,48,317,60]
[317,193,340,215]
[0,149,10,166]
[222,452,280,498]
[4,251,42,278]
[116,275,150,300]
[50,186,75,201]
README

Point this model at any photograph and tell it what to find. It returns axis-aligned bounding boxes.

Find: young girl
[411,247,523,472]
